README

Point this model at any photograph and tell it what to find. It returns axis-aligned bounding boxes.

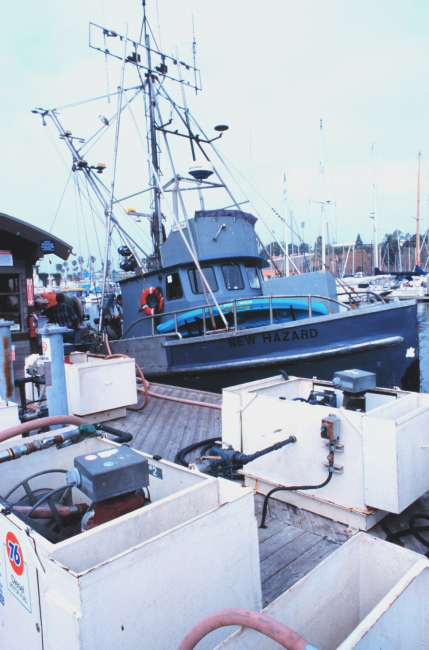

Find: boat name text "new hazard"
[228,328,318,348]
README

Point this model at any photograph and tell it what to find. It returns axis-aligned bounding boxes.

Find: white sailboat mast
[371,143,379,270]
[320,119,326,268]
[283,174,290,277]
[416,151,421,267]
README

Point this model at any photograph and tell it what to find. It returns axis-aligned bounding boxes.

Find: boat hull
[110,300,420,393]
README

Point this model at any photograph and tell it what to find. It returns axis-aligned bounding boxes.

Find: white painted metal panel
[363,399,429,512]
[0,401,19,431]
[224,374,429,527]
[0,518,43,650]
[212,534,429,650]
[65,357,137,416]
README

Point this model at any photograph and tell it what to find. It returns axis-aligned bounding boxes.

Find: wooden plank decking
[109,383,429,605]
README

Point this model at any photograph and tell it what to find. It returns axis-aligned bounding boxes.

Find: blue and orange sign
[5,531,24,577]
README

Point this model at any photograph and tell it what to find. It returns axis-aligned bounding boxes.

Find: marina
[2,1,429,649]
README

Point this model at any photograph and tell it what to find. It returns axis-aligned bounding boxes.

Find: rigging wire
[43,124,71,174]
[189,112,303,246]
[83,175,103,261]
[189,112,302,267]
[79,87,143,156]
[49,171,72,233]
[74,176,92,263]
[53,86,142,111]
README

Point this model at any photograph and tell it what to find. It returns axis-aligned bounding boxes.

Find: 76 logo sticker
[6,531,24,576]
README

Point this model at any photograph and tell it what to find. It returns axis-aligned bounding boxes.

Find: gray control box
[72,445,149,502]
[333,369,377,394]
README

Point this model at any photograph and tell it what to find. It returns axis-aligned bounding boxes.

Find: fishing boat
[32,4,420,392]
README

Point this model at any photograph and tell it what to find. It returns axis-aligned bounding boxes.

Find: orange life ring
[141,286,164,315]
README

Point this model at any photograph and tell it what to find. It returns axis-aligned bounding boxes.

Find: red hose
[176,608,312,650]
[0,415,87,443]
[104,339,220,410]
[104,333,112,356]
[104,353,149,411]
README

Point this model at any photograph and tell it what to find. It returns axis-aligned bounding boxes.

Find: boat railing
[336,290,387,305]
[122,293,350,339]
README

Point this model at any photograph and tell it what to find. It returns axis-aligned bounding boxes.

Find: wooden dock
[110,383,429,606]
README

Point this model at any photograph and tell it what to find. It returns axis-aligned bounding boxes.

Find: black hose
[384,513,429,551]
[174,437,221,467]
[95,423,133,444]
[259,471,333,529]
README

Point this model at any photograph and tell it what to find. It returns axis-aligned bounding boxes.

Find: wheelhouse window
[245,266,261,289]
[165,272,183,300]
[188,267,218,294]
[222,264,244,291]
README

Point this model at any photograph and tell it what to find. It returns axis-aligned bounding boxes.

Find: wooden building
[0,211,72,378]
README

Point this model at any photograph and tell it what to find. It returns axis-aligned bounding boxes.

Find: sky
[1,0,429,272]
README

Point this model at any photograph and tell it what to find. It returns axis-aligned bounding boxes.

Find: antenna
[309,119,329,269]
[192,14,198,94]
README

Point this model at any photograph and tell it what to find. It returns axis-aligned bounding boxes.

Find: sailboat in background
[32,2,420,392]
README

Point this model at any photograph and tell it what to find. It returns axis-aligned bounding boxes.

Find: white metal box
[65,356,138,421]
[0,429,261,650]
[222,375,429,528]
[213,533,429,650]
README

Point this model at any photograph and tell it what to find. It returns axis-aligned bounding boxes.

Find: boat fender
[141,286,164,315]
[28,313,38,338]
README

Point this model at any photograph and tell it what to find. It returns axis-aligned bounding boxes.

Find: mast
[371,143,379,271]
[320,119,326,269]
[371,143,378,268]
[416,151,421,267]
[283,174,290,277]
[142,0,163,268]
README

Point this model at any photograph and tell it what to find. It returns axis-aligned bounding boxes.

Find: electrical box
[333,369,377,393]
[69,446,149,501]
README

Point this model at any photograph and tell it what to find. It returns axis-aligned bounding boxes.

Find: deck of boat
[110,383,429,606]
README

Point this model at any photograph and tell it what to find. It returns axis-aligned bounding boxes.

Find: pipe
[176,608,318,650]
[147,390,221,410]
[12,504,87,518]
[95,423,133,443]
[0,415,86,443]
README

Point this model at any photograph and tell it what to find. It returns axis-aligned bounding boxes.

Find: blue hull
[111,300,420,393]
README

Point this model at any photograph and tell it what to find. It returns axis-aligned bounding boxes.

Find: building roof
[0,212,72,261]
